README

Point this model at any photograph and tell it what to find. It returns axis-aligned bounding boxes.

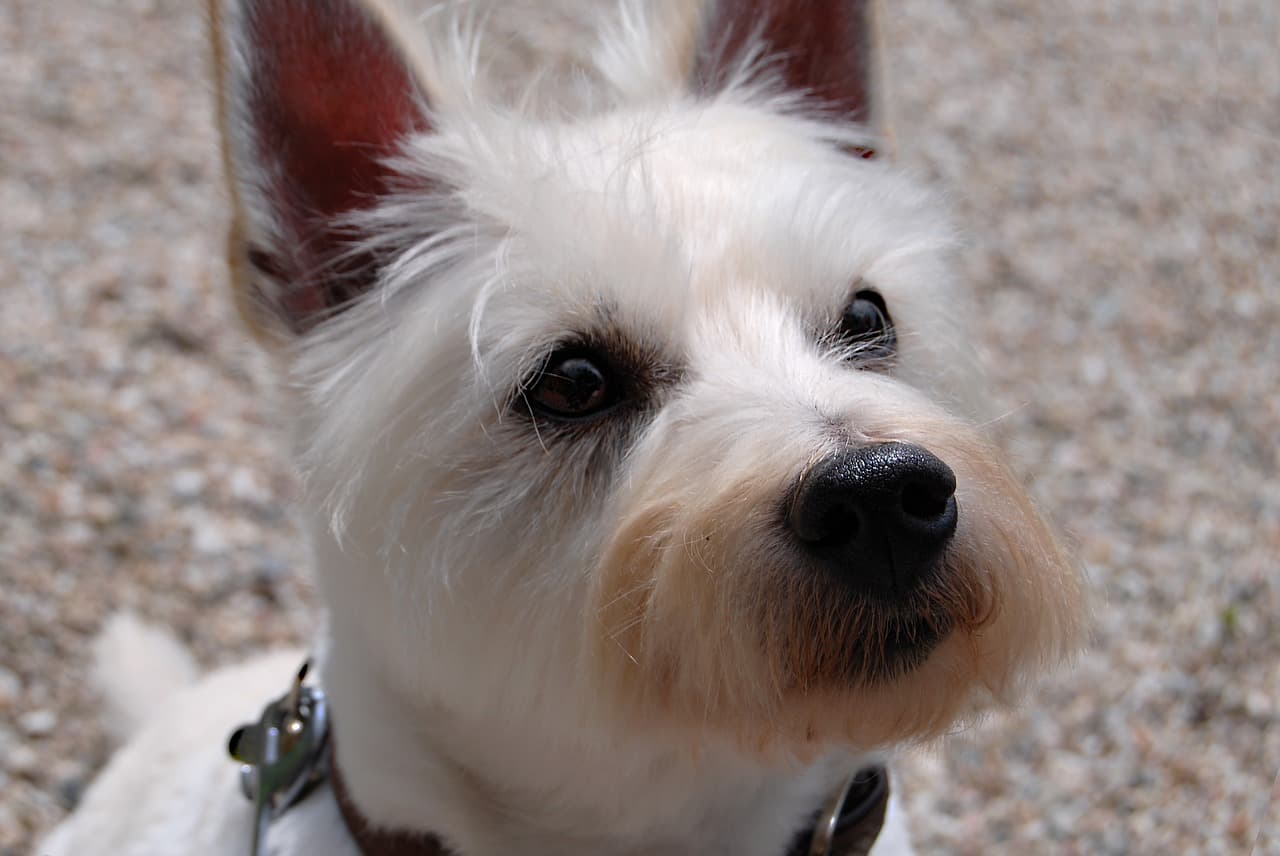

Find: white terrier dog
[43,1,1086,854]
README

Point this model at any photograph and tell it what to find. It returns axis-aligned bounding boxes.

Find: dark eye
[838,289,896,362]
[525,348,619,420]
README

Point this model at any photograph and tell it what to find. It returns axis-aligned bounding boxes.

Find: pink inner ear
[245,0,428,323]
[695,0,878,157]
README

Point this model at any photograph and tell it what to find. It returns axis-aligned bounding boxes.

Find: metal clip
[228,661,330,856]
[808,770,859,856]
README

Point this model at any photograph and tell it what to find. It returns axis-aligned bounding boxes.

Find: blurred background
[1,1,1277,853]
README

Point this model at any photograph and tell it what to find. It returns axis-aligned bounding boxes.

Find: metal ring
[809,771,858,856]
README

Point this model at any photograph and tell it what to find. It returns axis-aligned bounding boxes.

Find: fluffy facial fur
[298,104,1084,744]
[45,2,1086,854]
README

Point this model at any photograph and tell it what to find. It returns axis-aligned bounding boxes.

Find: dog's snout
[788,443,958,597]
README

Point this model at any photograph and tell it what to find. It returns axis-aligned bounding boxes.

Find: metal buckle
[227,661,330,856]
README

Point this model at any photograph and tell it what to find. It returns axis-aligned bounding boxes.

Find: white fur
[91,613,199,742]
[45,1,1085,853]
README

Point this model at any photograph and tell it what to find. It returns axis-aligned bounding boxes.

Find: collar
[228,661,889,856]
[329,743,889,856]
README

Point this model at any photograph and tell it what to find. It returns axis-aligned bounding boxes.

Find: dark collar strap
[330,746,888,856]
[330,758,446,856]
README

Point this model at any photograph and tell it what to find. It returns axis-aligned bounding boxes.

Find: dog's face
[212,0,1086,756]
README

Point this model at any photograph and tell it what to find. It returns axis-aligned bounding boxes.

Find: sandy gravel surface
[2,1,1277,854]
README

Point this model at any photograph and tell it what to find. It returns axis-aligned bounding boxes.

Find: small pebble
[192,519,230,555]
[170,469,207,500]
[0,668,21,711]
[5,745,39,778]
[18,711,57,739]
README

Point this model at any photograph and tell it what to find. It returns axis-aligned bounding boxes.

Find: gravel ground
[2,1,1277,853]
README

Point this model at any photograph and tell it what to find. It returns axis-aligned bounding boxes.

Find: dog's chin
[850,609,955,688]
[800,553,967,689]
[770,551,985,696]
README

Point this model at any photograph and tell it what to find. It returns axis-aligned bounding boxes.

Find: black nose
[788,443,958,598]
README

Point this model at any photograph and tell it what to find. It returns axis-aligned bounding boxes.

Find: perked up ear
[691,0,886,156]
[209,0,431,339]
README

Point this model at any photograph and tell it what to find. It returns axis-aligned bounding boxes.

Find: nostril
[815,498,860,547]
[791,491,862,546]
[900,479,951,521]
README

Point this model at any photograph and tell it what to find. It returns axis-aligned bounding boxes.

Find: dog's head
[211,0,1086,755]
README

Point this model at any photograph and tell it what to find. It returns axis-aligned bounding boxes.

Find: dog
[42,1,1087,853]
